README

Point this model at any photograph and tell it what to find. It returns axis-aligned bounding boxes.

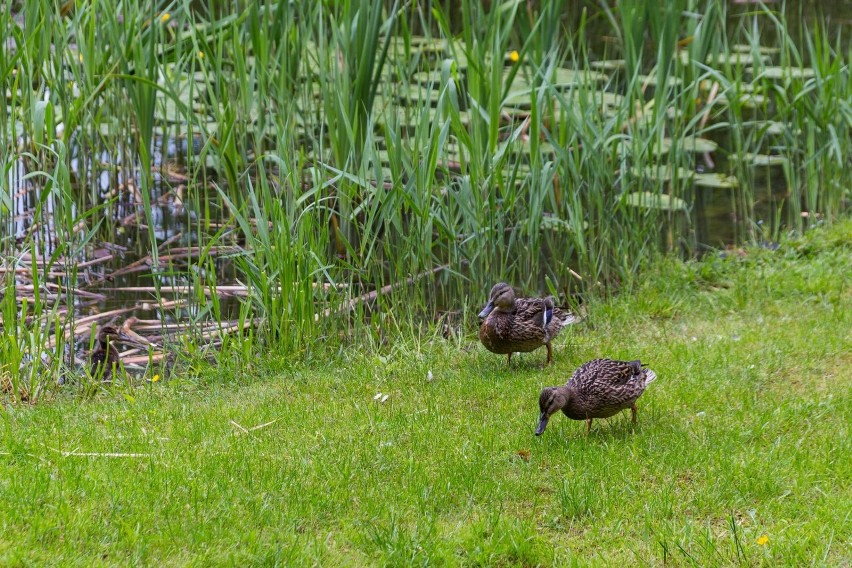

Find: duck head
[478,282,516,320]
[535,385,570,436]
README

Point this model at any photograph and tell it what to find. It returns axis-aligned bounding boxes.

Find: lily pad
[393,85,443,106]
[590,59,626,72]
[733,153,788,167]
[716,92,768,109]
[750,120,789,136]
[503,67,607,96]
[549,67,608,88]
[630,166,694,183]
[411,70,447,87]
[654,136,719,155]
[751,66,817,81]
[732,44,780,56]
[540,215,587,233]
[693,173,738,189]
[679,51,770,66]
[637,73,683,89]
[624,191,687,212]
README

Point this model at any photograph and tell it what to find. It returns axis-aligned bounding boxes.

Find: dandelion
[198,51,204,60]
[160,12,170,23]
[756,535,769,546]
[509,50,520,63]
[152,374,161,382]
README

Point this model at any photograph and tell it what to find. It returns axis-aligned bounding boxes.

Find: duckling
[89,324,150,382]
[478,282,577,365]
[90,325,123,381]
[535,358,657,436]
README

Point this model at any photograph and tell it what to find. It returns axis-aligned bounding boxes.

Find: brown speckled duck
[478,282,577,365]
[89,323,151,382]
[535,358,657,435]
[90,325,125,381]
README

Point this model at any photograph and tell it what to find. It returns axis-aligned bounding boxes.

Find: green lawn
[2,222,850,566]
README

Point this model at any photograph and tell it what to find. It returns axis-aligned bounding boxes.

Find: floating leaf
[393,85,443,106]
[630,165,694,183]
[590,59,625,72]
[732,44,780,56]
[679,51,770,66]
[751,121,788,136]
[694,173,739,189]
[752,66,817,81]
[655,136,719,155]
[540,215,587,232]
[733,153,788,167]
[637,74,683,89]
[624,192,687,212]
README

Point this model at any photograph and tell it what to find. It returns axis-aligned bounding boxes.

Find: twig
[323,264,448,319]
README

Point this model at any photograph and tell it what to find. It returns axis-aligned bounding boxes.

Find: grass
[2,220,849,565]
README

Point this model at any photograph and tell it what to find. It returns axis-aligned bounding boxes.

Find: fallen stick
[61,451,150,458]
[322,264,448,319]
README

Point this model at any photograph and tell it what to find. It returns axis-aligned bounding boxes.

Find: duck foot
[545,342,554,365]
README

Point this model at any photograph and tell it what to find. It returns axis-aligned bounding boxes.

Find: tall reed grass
[2,0,850,387]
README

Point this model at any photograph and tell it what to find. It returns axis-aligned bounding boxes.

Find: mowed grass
[2,222,851,566]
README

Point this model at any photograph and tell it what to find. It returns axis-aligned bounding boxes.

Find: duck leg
[631,403,638,424]
[506,352,512,365]
[545,342,554,365]
[585,418,593,435]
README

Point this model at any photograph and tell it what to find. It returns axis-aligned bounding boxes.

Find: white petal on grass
[380,394,390,403]
[427,370,433,381]
[373,393,383,400]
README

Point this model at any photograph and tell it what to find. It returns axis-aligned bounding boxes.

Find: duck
[535,358,657,436]
[89,323,151,381]
[89,325,123,381]
[478,282,577,365]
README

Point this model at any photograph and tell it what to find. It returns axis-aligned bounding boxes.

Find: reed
[2,0,850,380]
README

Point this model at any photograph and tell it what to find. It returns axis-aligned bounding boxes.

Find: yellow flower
[78,52,83,63]
[160,12,170,23]
[509,50,520,63]
[198,51,205,59]
[152,374,161,382]
[756,535,769,546]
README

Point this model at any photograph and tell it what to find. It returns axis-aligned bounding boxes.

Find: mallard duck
[478,282,577,365]
[90,325,124,381]
[89,323,150,381]
[535,358,657,436]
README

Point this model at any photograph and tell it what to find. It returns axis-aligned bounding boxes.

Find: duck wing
[568,358,647,390]
[512,297,549,328]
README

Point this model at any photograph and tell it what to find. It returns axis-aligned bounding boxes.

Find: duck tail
[643,369,657,385]
[560,313,579,326]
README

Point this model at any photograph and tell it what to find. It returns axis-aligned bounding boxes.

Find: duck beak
[535,413,549,436]
[478,300,494,320]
